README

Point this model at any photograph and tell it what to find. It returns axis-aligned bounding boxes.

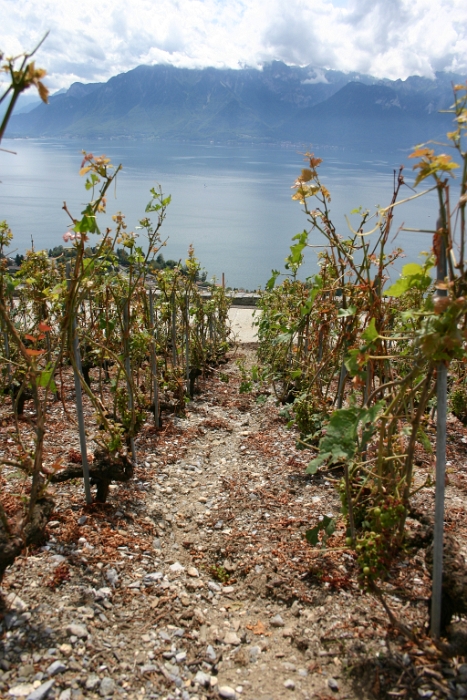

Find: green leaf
[322,516,336,537]
[337,305,357,318]
[286,231,308,269]
[309,401,385,471]
[273,332,293,346]
[385,262,432,298]
[82,258,95,270]
[306,526,320,545]
[306,456,324,474]
[289,243,306,264]
[266,270,280,290]
[38,368,56,392]
[146,202,162,212]
[416,427,433,453]
[362,318,378,343]
[345,348,361,376]
[361,401,386,447]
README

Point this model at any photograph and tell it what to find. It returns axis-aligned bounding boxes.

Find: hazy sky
[2,0,467,91]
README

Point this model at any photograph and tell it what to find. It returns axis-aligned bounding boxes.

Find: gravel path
[1,342,466,700]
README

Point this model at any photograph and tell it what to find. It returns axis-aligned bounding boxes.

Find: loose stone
[224,631,241,645]
[25,680,55,700]
[85,676,100,690]
[66,624,88,639]
[47,661,66,676]
[195,671,211,688]
[270,614,285,627]
[99,677,115,696]
[206,645,217,661]
[169,562,185,573]
[8,684,36,698]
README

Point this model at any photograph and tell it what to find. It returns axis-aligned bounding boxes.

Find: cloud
[302,69,330,85]
[1,0,466,91]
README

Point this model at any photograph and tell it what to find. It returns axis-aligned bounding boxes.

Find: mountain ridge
[6,62,464,149]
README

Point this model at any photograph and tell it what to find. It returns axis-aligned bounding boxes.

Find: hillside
[7,62,463,148]
[1,341,466,699]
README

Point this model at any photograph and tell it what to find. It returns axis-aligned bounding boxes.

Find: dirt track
[0,335,466,700]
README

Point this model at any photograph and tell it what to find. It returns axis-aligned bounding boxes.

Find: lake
[1,139,442,289]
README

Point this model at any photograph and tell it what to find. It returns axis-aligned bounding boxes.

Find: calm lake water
[1,139,441,289]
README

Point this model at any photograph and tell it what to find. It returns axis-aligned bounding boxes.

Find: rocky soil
[1,341,467,700]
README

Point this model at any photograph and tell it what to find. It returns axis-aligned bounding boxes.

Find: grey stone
[66,624,88,639]
[284,679,295,690]
[58,690,71,700]
[165,662,179,676]
[206,645,217,661]
[139,664,158,674]
[328,678,339,692]
[51,555,66,565]
[85,676,100,691]
[195,671,211,688]
[105,568,119,586]
[208,581,221,593]
[95,587,112,600]
[25,681,55,700]
[224,632,241,646]
[144,572,163,584]
[169,562,185,573]
[77,516,87,525]
[5,593,28,612]
[9,682,36,697]
[47,661,66,676]
[175,651,187,663]
[270,614,285,627]
[218,686,237,699]
[99,677,115,697]
[282,662,296,672]
[249,645,261,662]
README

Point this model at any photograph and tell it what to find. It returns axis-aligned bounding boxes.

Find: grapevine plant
[257,82,467,585]
[0,45,231,581]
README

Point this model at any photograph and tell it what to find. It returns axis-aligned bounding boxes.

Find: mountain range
[6,62,465,149]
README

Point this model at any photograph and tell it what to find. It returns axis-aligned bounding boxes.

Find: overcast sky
[2,0,467,91]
